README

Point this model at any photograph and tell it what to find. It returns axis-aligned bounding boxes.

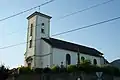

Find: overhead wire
[57,0,115,20]
[52,16,120,36]
[1,15,120,49]
[0,0,55,22]
[4,0,115,36]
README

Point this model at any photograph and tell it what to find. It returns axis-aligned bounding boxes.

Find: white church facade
[24,11,106,68]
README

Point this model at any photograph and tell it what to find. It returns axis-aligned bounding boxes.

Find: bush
[0,65,10,80]
[77,64,92,73]
[113,67,120,76]
[51,65,60,73]
[59,67,67,73]
[43,67,52,73]
[51,65,67,73]
[101,65,120,76]
[80,59,91,65]
[67,64,116,73]
[34,68,43,73]
[67,65,77,73]
[18,66,33,74]
[12,64,120,76]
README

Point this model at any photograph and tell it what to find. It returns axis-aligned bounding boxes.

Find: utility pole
[77,48,80,66]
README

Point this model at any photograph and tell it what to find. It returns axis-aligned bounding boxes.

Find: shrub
[80,59,91,65]
[18,66,33,74]
[51,65,60,73]
[43,67,52,73]
[113,68,120,76]
[68,64,101,73]
[101,65,120,76]
[67,65,77,73]
[0,65,10,80]
[60,67,67,73]
[77,64,91,73]
[34,68,43,74]
[51,65,67,73]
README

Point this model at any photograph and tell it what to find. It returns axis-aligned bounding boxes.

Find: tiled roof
[42,38,103,57]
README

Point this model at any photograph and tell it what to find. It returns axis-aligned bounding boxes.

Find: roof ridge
[50,38,94,49]
[42,37,103,56]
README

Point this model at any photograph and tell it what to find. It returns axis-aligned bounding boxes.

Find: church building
[24,11,106,68]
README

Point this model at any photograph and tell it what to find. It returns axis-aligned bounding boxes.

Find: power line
[4,0,115,36]
[52,16,120,36]
[57,0,115,20]
[0,38,41,49]
[0,0,55,22]
[0,42,26,49]
[1,15,120,49]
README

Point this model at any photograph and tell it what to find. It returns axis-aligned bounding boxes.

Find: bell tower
[24,11,52,68]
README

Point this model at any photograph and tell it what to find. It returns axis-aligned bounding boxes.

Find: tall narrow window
[66,54,71,65]
[29,40,32,48]
[41,28,45,33]
[41,23,45,33]
[30,24,33,36]
[93,59,97,65]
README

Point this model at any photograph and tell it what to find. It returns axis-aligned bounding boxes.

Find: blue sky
[0,0,120,68]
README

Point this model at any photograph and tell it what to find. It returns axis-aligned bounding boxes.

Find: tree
[0,65,10,80]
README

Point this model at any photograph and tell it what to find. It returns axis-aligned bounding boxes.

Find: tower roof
[27,11,52,19]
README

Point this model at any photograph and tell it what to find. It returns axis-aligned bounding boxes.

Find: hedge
[9,64,120,77]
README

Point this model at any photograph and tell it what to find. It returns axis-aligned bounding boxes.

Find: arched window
[66,54,71,65]
[93,59,97,65]
[81,56,85,62]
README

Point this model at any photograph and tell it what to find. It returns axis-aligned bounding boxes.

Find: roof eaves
[27,11,52,19]
[42,38,102,57]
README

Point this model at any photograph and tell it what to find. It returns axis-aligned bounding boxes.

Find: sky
[0,0,120,68]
